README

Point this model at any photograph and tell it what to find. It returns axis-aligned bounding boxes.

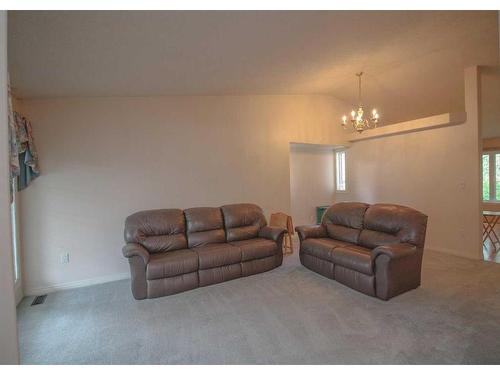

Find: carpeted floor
[17,249,500,364]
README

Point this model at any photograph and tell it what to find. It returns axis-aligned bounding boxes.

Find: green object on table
[316,205,330,224]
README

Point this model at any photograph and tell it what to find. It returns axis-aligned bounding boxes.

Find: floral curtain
[8,76,40,200]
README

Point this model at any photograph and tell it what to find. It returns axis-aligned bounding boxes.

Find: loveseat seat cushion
[221,203,267,242]
[125,209,188,253]
[358,229,400,249]
[185,207,226,248]
[322,202,369,244]
[229,238,277,261]
[146,249,198,280]
[331,247,373,276]
[193,243,242,269]
[301,238,347,262]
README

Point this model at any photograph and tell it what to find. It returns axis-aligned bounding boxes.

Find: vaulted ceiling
[8,10,499,124]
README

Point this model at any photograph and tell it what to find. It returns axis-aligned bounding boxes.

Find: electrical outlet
[459,229,466,240]
[60,252,70,264]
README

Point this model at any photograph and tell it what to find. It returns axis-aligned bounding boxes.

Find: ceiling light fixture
[341,72,379,133]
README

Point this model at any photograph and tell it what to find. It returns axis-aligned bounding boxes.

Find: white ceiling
[8,10,499,124]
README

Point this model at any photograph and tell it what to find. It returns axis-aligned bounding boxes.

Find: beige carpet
[17,250,500,364]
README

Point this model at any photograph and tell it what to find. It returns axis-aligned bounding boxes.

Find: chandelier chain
[357,72,362,106]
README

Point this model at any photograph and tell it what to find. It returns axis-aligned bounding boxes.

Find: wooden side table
[269,212,294,254]
[483,210,500,251]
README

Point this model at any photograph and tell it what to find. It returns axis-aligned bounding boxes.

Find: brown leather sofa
[122,203,285,299]
[296,202,428,300]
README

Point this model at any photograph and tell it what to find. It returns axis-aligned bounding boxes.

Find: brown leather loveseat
[296,202,428,300]
[123,203,285,299]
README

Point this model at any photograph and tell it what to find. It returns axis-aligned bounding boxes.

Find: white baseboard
[14,279,23,306]
[425,246,481,260]
[24,272,130,297]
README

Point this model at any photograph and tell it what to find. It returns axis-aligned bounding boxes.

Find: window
[336,151,346,191]
[482,151,500,202]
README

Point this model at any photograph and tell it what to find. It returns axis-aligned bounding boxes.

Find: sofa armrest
[122,243,150,264]
[259,226,286,242]
[295,225,327,242]
[371,243,417,261]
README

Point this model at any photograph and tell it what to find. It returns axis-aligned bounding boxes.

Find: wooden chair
[269,212,294,254]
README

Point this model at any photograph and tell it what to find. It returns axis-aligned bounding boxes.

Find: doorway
[480,66,500,263]
[289,143,336,228]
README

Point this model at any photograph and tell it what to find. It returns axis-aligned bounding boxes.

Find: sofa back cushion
[322,202,369,244]
[221,203,267,242]
[358,204,428,249]
[124,209,187,253]
[185,207,226,247]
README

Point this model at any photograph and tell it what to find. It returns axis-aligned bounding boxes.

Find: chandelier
[341,72,379,133]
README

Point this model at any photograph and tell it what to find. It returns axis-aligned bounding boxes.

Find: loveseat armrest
[295,225,327,242]
[372,243,420,301]
[259,226,286,242]
[122,243,150,264]
[371,243,417,261]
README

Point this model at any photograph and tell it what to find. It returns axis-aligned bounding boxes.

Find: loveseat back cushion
[358,204,428,249]
[221,203,267,242]
[322,202,369,244]
[185,207,226,248]
[124,209,187,253]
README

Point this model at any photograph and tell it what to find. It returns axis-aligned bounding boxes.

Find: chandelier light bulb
[351,110,356,118]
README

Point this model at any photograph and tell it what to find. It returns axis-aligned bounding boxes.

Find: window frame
[482,150,500,202]
[10,179,21,285]
[335,150,347,192]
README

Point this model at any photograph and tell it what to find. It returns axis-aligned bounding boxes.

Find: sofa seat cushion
[331,246,373,276]
[147,249,198,280]
[193,243,242,270]
[301,238,348,262]
[229,238,277,261]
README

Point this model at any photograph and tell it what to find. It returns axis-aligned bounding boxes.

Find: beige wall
[340,67,482,259]
[289,144,336,227]
[17,69,488,293]
[480,66,500,139]
[0,11,20,364]
[18,95,350,294]
[483,137,500,151]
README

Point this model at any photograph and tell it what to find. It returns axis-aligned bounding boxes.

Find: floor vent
[31,295,47,306]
